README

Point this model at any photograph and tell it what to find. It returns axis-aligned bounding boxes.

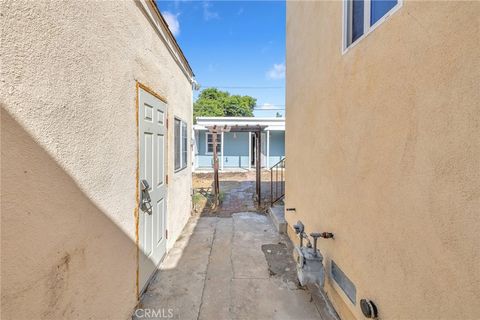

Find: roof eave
[149,0,194,77]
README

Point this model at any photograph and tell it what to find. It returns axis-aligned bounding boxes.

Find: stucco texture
[1,1,192,319]
[286,1,480,320]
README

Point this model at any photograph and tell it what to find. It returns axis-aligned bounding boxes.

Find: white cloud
[203,1,219,21]
[266,63,285,80]
[257,103,276,110]
[162,11,180,37]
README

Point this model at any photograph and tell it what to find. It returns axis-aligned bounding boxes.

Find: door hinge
[166,174,169,185]
[166,118,168,129]
[166,229,168,239]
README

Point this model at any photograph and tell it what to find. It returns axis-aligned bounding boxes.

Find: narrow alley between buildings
[134,172,337,320]
[134,212,334,320]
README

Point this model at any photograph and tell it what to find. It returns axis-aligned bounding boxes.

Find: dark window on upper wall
[175,117,188,172]
[344,0,401,50]
[371,0,398,25]
[352,0,364,43]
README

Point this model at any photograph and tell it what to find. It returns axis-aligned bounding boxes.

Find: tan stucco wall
[1,1,193,319]
[286,1,480,319]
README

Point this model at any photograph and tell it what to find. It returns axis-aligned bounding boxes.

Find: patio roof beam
[205,125,266,133]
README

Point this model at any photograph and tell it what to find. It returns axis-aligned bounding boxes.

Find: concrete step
[267,205,287,234]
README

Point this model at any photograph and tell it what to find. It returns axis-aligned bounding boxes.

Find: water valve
[293,221,304,234]
[293,221,305,247]
[310,233,321,257]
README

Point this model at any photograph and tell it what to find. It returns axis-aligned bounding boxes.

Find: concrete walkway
[134,213,323,320]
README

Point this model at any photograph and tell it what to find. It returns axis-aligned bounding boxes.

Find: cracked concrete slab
[231,213,278,279]
[198,218,234,320]
[133,213,323,320]
[134,217,218,320]
[231,278,320,320]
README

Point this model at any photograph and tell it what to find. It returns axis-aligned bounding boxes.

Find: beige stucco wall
[286,1,480,319]
[1,1,193,319]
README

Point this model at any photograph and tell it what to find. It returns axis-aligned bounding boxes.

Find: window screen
[175,118,188,171]
[174,118,181,170]
[181,121,187,168]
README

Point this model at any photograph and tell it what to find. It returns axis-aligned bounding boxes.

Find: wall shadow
[1,108,157,319]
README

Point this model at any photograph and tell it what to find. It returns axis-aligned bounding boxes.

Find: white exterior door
[138,88,167,293]
[261,132,267,167]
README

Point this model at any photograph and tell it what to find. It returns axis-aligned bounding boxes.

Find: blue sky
[156,0,286,117]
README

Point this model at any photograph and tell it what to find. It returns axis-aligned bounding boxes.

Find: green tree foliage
[194,88,256,122]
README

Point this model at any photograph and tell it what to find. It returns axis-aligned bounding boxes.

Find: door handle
[140,179,152,214]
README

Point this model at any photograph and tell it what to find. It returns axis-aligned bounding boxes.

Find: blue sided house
[193,117,285,171]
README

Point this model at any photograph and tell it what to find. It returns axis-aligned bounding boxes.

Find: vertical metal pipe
[270,168,273,206]
[281,159,284,196]
[276,164,278,201]
[212,131,220,201]
[256,131,261,205]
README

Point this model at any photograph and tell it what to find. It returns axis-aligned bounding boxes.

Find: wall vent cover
[331,260,356,305]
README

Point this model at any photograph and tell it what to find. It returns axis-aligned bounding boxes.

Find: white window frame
[181,121,187,169]
[174,117,188,172]
[342,0,403,54]
[205,132,222,155]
